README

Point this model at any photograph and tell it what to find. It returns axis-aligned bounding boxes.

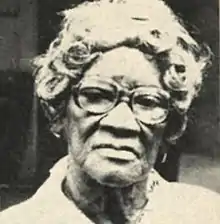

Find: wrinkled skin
[65,47,168,187]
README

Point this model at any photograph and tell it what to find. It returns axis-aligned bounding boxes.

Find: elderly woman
[1,0,220,223]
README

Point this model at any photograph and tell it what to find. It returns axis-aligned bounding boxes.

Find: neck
[64,159,149,224]
[103,181,148,224]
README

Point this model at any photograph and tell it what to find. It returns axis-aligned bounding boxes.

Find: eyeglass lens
[76,79,169,124]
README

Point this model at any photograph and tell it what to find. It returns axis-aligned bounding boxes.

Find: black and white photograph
[0,0,219,223]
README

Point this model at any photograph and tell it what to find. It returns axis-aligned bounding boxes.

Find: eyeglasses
[72,77,170,125]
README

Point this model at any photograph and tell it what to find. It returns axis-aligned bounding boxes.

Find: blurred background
[0,0,219,210]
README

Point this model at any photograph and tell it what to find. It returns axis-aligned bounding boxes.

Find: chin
[82,153,149,188]
[94,172,141,187]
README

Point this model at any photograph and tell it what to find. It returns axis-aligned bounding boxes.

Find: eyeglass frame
[71,76,173,125]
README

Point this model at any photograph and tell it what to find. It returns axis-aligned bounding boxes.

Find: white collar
[35,156,167,224]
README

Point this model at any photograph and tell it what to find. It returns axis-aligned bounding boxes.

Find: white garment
[0,156,220,223]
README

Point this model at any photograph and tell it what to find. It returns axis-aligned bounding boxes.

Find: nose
[99,102,140,134]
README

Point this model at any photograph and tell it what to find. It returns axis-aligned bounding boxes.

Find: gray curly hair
[34,0,211,140]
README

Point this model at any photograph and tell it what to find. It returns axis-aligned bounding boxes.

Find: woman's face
[66,46,169,187]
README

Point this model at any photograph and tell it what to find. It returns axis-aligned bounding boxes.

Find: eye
[134,94,164,109]
[80,88,106,102]
[77,86,116,113]
[133,93,169,124]
[80,88,101,105]
[79,88,102,102]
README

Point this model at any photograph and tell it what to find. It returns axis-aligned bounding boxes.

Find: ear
[164,112,188,145]
[50,117,67,139]
[39,97,68,138]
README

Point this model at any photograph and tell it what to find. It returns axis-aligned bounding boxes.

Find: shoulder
[175,183,220,223]
[169,182,220,205]
[0,198,36,224]
[151,181,220,223]
[0,157,69,224]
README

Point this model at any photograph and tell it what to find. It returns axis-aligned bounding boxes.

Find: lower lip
[96,148,137,161]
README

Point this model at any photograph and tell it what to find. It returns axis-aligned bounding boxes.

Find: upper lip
[92,143,140,158]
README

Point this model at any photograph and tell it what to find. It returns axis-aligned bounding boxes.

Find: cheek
[138,122,166,164]
[65,98,105,157]
[66,98,91,138]
[138,120,166,144]
[66,99,105,139]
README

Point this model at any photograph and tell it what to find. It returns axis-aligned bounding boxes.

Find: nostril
[100,126,139,137]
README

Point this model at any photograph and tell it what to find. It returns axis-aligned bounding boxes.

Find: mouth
[92,144,139,161]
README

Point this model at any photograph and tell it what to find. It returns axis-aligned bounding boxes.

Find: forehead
[84,47,162,88]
